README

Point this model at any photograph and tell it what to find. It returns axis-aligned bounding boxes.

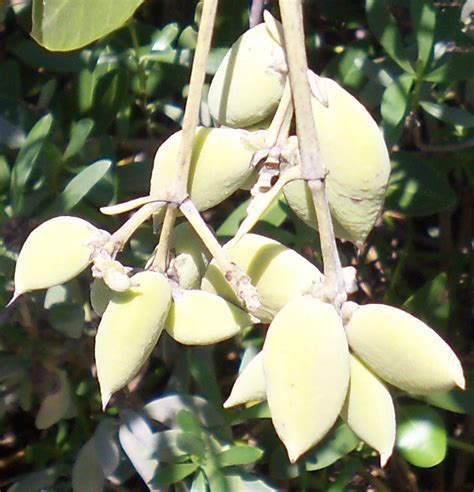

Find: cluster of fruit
[10,12,464,466]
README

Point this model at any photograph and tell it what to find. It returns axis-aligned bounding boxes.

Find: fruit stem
[279,0,346,308]
[180,198,261,313]
[152,205,178,271]
[110,202,165,254]
[168,0,218,203]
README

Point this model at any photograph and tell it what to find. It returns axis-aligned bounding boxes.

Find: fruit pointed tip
[455,372,466,390]
[6,291,22,308]
[287,445,302,464]
[223,397,233,409]
[101,390,111,411]
[380,450,392,468]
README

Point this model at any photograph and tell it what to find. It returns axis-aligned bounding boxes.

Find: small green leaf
[417,384,474,415]
[420,101,474,128]
[31,0,145,51]
[396,405,447,468]
[424,52,474,82]
[386,152,457,216]
[305,422,360,471]
[381,73,414,146]
[366,0,414,74]
[403,273,449,331]
[152,462,200,486]
[10,113,54,214]
[151,430,205,462]
[44,159,112,215]
[410,0,437,74]
[217,199,250,237]
[64,118,95,160]
[215,445,264,468]
[177,409,204,437]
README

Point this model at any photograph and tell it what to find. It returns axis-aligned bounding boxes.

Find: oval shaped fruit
[340,355,395,467]
[201,234,323,322]
[166,289,252,345]
[150,127,255,213]
[95,271,172,408]
[90,278,112,317]
[263,296,350,463]
[14,216,100,297]
[346,304,465,394]
[169,222,210,289]
[283,74,391,246]
[208,20,286,128]
[224,351,266,408]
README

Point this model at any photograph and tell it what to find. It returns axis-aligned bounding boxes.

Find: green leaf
[215,445,264,468]
[225,402,271,426]
[396,405,447,468]
[10,113,54,214]
[177,409,204,437]
[64,118,95,160]
[44,159,111,215]
[410,0,437,74]
[31,0,145,51]
[9,40,90,73]
[150,430,205,462]
[402,273,449,331]
[420,101,474,128]
[381,73,414,146]
[424,52,474,82]
[270,422,360,479]
[366,0,414,74]
[385,152,457,216]
[152,462,200,486]
[416,384,474,415]
[305,422,360,471]
[217,199,249,237]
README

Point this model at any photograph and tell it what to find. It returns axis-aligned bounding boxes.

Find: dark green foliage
[0,1,472,490]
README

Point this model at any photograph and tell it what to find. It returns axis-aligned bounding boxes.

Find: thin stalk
[170,0,218,202]
[148,0,218,273]
[110,202,165,253]
[180,199,260,313]
[279,0,346,307]
[152,205,178,271]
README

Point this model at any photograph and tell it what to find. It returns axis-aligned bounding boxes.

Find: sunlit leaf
[366,0,414,73]
[396,405,447,468]
[31,0,145,51]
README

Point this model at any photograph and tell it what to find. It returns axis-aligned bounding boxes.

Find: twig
[249,0,267,28]
[180,199,260,313]
[278,0,346,307]
[110,202,165,253]
[152,205,178,271]
[169,0,219,202]
[409,112,474,152]
[152,0,218,272]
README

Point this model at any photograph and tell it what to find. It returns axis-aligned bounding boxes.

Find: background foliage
[0,0,472,490]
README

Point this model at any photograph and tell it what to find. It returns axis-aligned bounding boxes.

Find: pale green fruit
[201,234,323,322]
[14,216,99,297]
[150,127,255,212]
[166,289,252,345]
[90,278,112,317]
[169,222,210,289]
[95,271,172,408]
[346,304,465,394]
[340,355,395,467]
[223,351,266,408]
[263,296,350,463]
[283,75,391,246]
[208,21,286,128]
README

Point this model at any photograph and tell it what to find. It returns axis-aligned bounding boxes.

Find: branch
[249,0,267,28]
[279,0,346,308]
[170,0,219,202]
